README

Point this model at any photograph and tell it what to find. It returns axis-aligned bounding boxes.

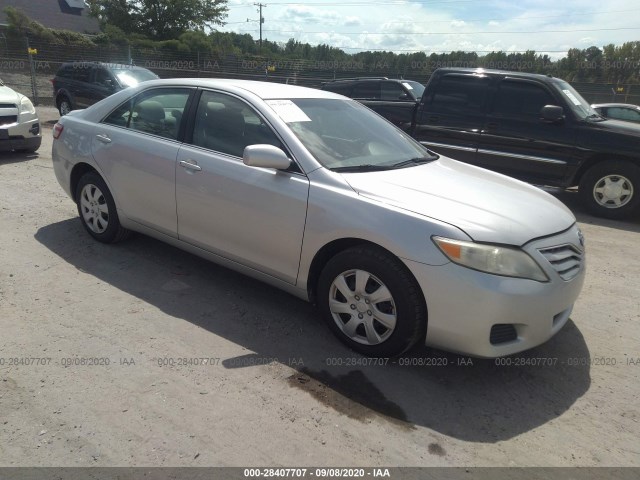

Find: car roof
[592,103,640,109]
[434,67,561,82]
[137,78,344,100]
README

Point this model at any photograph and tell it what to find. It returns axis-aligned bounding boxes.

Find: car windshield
[269,98,435,171]
[552,80,602,120]
[114,68,158,88]
[404,80,425,99]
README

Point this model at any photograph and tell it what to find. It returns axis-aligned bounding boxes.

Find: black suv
[321,77,425,128]
[52,62,158,116]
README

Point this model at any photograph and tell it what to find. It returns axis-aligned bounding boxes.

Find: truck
[321,69,640,219]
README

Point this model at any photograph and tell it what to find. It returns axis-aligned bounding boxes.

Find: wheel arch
[571,153,640,187]
[55,89,74,108]
[305,237,426,311]
[70,163,100,203]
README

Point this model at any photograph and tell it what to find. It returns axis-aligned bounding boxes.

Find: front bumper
[405,225,586,358]
[0,116,42,152]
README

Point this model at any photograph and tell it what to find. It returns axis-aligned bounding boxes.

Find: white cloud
[222,0,640,57]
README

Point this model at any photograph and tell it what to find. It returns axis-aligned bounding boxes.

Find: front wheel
[579,161,640,219]
[317,245,427,357]
[75,172,130,243]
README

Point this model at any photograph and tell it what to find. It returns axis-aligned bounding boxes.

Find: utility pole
[254,3,266,52]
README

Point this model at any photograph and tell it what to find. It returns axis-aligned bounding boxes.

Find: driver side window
[191,90,284,157]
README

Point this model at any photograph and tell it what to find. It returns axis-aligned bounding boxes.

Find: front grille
[538,244,583,281]
[490,324,518,345]
[0,103,17,108]
[0,115,18,126]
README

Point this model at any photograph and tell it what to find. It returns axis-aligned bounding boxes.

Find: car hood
[0,85,21,105]
[589,117,640,136]
[341,157,575,246]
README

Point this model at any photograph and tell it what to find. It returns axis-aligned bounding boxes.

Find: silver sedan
[52,79,585,358]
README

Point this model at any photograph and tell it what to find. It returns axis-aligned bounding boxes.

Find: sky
[219,0,640,58]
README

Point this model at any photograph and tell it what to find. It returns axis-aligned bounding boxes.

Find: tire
[579,160,640,220]
[75,172,130,243]
[58,96,72,116]
[317,245,427,357]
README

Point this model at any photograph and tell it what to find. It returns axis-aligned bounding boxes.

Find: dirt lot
[1,107,639,468]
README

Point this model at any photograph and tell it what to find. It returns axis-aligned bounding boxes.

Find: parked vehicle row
[323,69,640,220]
[52,79,585,358]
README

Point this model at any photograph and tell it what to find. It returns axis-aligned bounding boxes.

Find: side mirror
[398,93,409,101]
[541,105,564,123]
[243,144,292,170]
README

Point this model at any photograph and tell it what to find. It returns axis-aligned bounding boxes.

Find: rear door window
[103,88,191,140]
[427,75,489,114]
[352,81,381,100]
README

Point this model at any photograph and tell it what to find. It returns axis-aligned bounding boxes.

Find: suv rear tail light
[52,123,64,139]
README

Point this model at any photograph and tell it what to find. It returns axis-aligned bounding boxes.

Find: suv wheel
[579,161,640,219]
[317,245,427,357]
[58,96,72,116]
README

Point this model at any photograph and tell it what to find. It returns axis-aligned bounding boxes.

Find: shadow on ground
[550,189,640,233]
[0,150,39,165]
[36,218,591,443]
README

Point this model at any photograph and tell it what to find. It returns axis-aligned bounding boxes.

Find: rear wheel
[317,245,426,357]
[579,160,640,219]
[75,172,130,243]
[58,96,72,116]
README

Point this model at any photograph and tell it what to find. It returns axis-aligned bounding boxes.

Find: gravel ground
[0,109,639,468]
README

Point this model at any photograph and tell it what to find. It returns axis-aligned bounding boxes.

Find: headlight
[20,96,36,115]
[433,236,548,282]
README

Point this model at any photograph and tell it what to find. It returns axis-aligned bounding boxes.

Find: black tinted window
[72,65,92,83]
[353,81,381,100]
[56,66,74,79]
[428,75,489,114]
[324,83,353,96]
[493,81,557,117]
[96,68,115,88]
[381,82,408,101]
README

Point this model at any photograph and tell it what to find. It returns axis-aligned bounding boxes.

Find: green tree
[87,0,228,40]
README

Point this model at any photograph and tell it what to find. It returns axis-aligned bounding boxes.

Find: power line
[257,26,639,35]
[253,8,640,25]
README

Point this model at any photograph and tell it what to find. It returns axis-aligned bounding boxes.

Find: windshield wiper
[332,164,395,172]
[389,156,436,169]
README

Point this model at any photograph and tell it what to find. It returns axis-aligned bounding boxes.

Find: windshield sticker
[266,100,311,123]
[402,82,413,90]
[562,89,582,106]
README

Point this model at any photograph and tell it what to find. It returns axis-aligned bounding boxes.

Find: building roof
[0,0,100,34]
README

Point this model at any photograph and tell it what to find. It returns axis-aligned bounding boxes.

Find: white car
[52,79,586,358]
[0,78,42,153]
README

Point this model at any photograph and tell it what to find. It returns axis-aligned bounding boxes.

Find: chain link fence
[1,37,639,106]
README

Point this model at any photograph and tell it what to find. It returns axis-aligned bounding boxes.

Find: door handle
[95,134,111,144]
[179,159,202,172]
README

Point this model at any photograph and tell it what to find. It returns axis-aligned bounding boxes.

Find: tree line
[3,4,640,84]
